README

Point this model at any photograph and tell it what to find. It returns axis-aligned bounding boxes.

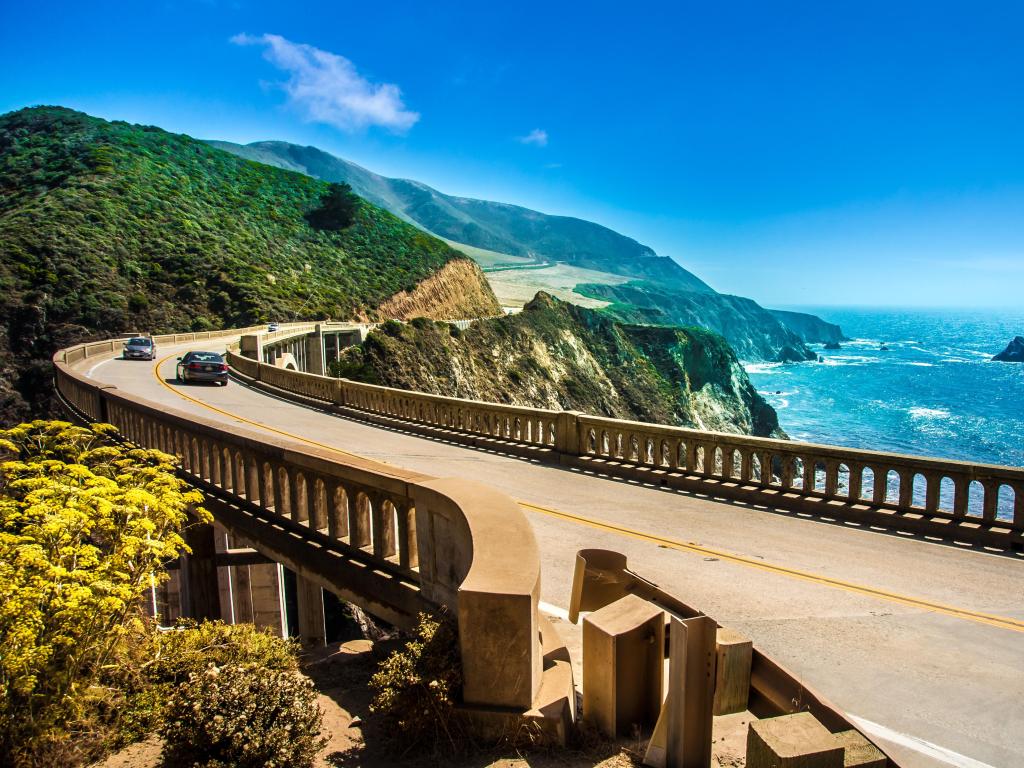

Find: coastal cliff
[333,292,783,437]
[575,281,816,363]
[376,258,501,320]
[768,309,847,344]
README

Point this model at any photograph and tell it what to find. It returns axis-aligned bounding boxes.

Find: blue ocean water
[745,307,1024,470]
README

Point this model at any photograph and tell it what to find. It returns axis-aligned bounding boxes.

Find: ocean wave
[744,362,785,374]
[908,407,951,420]
[901,361,934,367]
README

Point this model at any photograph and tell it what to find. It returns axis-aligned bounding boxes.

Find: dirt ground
[94,639,647,768]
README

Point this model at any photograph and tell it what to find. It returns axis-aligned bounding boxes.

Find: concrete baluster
[802,456,816,492]
[349,488,372,549]
[824,461,839,498]
[898,470,914,508]
[233,451,246,497]
[310,477,326,532]
[219,447,233,493]
[326,481,348,540]
[780,454,795,489]
[290,468,310,525]
[273,466,290,519]
[395,499,418,569]
[982,480,999,521]
[871,465,887,505]
[848,462,863,501]
[924,472,941,512]
[244,452,261,504]
[952,476,969,516]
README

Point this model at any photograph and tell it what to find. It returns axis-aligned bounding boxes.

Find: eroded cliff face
[336,292,783,437]
[376,258,502,321]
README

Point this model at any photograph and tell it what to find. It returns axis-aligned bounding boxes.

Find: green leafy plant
[162,662,325,768]
[369,610,463,753]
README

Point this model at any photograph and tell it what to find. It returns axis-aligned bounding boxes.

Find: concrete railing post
[555,410,582,455]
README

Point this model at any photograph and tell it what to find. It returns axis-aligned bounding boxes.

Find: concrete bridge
[53,324,1024,768]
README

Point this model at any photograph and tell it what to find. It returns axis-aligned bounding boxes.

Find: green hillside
[210,140,715,292]
[0,106,495,420]
[332,292,782,437]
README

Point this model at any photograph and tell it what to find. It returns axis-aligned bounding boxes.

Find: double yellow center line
[152,353,1024,634]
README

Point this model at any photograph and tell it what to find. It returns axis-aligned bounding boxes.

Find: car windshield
[128,338,151,346]
[189,352,223,362]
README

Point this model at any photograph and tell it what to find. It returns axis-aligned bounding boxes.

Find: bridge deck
[75,338,1024,768]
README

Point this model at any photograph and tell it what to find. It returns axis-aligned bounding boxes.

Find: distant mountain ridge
[210,138,844,362]
[209,140,715,293]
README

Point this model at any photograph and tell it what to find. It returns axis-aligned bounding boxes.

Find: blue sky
[2,0,1022,307]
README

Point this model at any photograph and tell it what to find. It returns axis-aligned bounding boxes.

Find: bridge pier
[181,516,222,621]
[295,576,327,646]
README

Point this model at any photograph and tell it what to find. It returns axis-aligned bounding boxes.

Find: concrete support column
[295,576,326,646]
[182,517,222,621]
[305,325,326,376]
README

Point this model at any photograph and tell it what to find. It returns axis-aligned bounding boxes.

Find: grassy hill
[210,140,715,293]
[0,106,498,421]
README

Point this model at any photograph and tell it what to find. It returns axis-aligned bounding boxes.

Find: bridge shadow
[229,375,1024,562]
[303,642,637,768]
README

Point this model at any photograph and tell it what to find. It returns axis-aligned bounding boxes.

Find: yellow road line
[152,352,1024,634]
[518,501,1024,633]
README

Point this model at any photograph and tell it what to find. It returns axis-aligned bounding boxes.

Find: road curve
[76,339,1024,768]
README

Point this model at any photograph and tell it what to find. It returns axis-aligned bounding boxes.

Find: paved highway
[76,339,1024,768]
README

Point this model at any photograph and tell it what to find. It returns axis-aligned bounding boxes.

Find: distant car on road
[123,336,156,360]
[175,351,229,386]
[267,323,280,332]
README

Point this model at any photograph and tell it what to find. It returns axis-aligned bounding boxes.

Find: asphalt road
[77,340,1024,768]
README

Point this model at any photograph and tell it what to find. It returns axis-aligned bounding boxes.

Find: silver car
[175,351,229,386]
[123,336,156,361]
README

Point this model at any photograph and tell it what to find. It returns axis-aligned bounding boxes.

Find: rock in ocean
[992,336,1024,362]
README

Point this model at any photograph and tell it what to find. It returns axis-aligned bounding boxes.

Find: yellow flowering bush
[0,420,208,764]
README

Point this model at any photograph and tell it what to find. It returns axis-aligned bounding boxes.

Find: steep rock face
[335,292,783,437]
[992,336,1024,362]
[768,309,847,344]
[377,258,501,321]
[0,106,486,422]
[575,281,816,363]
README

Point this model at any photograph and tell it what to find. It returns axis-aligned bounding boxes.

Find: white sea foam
[908,407,951,420]
[902,361,934,367]
[744,362,785,374]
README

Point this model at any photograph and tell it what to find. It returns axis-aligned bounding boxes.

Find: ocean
[745,306,1024,481]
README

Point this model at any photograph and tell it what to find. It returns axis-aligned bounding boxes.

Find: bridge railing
[53,334,551,714]
[227,329,1023,545]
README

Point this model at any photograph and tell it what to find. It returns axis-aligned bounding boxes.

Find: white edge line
[848,714,998,768]
[85,356,116,379]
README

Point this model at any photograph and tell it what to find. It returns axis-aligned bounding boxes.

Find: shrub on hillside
[162,662,325,768]
[369,610,463,753]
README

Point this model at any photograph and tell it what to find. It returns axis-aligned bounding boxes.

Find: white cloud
[518,128,548,147]
[231,33,419,133]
